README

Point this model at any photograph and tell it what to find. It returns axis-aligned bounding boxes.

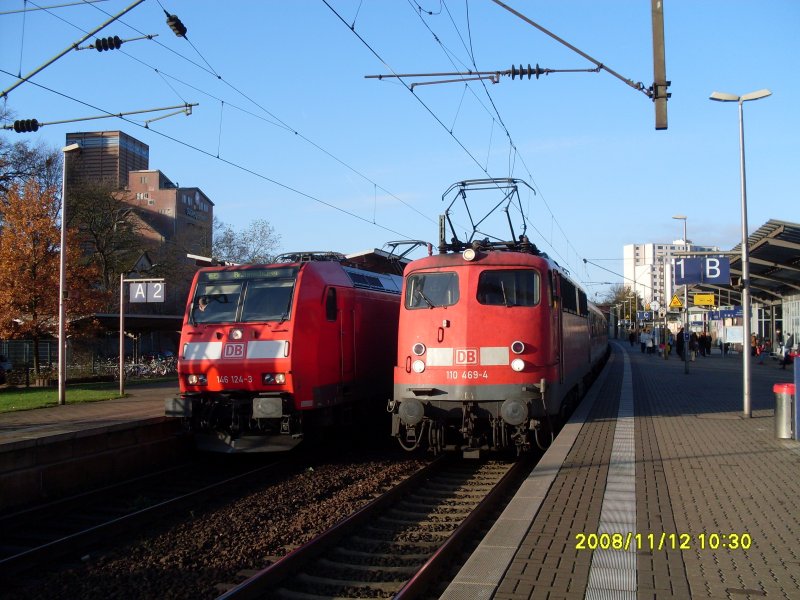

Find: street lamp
[709,88,771,418]
[672,215,689,374]
[58,142,81,406]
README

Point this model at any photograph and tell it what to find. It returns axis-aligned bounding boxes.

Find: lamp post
[58,143,81,406]
[672,215,689,374]
[710,88,771,418]
[627,293,636,343]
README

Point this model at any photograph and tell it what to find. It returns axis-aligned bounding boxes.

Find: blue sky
[2,1,798,301]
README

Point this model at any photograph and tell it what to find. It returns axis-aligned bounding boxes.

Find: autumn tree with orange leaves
[0,179,107,373]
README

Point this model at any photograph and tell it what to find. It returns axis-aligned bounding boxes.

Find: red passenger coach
[389,179,608,457]
[166,250,404,452]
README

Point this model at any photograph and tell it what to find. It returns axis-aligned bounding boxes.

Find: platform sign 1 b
[129,281,165,303]
[674,257,731,285]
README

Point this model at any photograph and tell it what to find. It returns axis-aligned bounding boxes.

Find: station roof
[693,219,800,305]
[344,248,413,276]
[88,313,184,333]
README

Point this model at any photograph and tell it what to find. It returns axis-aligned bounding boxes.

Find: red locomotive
[166,250,404,452]
[389,179,608,456]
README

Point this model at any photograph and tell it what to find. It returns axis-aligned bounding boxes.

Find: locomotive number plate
[216,375,254,384]
[446,370,489,380]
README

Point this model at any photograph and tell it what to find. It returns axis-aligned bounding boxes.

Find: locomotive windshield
[477,269,540,306]
[405,272,459,309]
[191,267,298,324]
[240,280,295,322]
[193,283,241,323]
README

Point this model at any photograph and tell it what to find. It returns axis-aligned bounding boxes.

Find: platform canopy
[693,219,800,305]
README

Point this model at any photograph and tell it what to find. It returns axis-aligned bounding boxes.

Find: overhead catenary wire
[84,0,438,226]
[394,0,582,272]
[324,0,554,262]
[13,0,437,229]
[490,0,651,98]
[0,69,415,242]
[0,0,146,99]
[407,0,632,288]
[0,102,197,131]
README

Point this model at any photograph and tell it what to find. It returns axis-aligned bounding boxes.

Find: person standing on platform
[676,327,685,360]
[781,332,794,370]
[690,331,699,361]
[640,330,647,353]
[757,340,770,365]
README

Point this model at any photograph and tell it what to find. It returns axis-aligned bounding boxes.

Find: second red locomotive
[166,250,404,452]
[389,179,608,456]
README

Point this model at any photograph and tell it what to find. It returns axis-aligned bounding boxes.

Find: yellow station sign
[694,293,716,306]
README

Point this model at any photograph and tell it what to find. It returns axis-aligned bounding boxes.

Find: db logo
[455,348,478,365]
[223,343,246,359]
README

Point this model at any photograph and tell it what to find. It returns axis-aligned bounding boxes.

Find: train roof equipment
[439,178,541,256]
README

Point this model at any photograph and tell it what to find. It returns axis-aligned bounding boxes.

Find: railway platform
[0,381,184,511]
[0,381,178,447]
[443,342,799,600]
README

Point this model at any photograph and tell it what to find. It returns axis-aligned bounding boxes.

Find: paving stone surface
[479,343,799,599]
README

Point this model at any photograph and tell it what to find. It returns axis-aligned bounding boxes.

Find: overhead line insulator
[13,119,40,133]
[511,63,546,80]
[164,11,187,37]
[95,35,123,52]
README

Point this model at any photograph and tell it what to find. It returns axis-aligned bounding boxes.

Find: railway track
[0,457,286,580]
[217,456,532,599]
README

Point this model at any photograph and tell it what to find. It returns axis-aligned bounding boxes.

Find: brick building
[62,130,214,355]
[65,130,213,253]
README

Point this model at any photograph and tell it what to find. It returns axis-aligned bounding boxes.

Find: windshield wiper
[500,281,517,307]
[277,294,293,325]
[415,288,436,309]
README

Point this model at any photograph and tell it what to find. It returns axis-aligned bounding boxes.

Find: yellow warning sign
[669,294,683,309]
[693,293,715,307]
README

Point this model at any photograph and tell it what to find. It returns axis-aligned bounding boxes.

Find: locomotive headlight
[511,358,525,372]
[262,373,287,385]
[501,398,529,426]
[462,248,477,261]
[398,398,425,426]
[511,340,525,354]
[412,342,426,356]
[187,374,207,385]
[412,359,426,373]
[230,328,243,340]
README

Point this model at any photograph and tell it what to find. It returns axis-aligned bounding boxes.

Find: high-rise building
[64,130,212,254]
[63,130,213,318]
[65,130,149,188]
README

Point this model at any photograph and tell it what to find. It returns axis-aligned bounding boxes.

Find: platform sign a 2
[129,281,165,303]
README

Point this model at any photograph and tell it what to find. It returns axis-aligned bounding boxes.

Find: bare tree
[213,218,281,264]
[67,179,146,296]
[0,129,60,198]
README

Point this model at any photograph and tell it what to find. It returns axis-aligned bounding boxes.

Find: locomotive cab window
[241,280,295,322]
[405,272,459,309]
[477,269,539,306]
[193,283,241,323]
